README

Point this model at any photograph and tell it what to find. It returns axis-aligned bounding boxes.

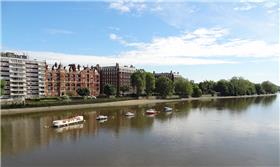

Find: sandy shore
[1,94,276,116]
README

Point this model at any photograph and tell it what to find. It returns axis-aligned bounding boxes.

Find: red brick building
[98,63,136,95]
[45,63,100,96]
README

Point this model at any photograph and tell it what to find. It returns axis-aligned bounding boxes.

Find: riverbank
[1,94,276,115]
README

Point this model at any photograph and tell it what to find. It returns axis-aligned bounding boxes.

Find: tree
[155,76,174,98]
[229,77,256,96]
[103,84,116,97]
[261,81,278,94]
[254,84,265,95]
[215,79,230,96]
[77,88,90,97]
[198,80,216,95]
[131,70,146,96]
[145,72,155,96]
[174,78,192,97]
[192,84,202,97]
[120,85,129,96]
[1,79,6,96]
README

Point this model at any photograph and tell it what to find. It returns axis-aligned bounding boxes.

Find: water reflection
[1,95,278,158]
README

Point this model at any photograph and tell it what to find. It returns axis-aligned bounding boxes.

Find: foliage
[254,84,265,95]
[198,80,216,94]
[1,79,6,96]
[145,72,156,96]
[174,77,193,97]
[60,95,71,102]
[155,76,174,98]
[261,81,278,94]
[103,84,116,97]
[215,79,231,96]
[76,88,90,97]
[131,70,146,96]
[192,84,202,97]
[120,85,130,95]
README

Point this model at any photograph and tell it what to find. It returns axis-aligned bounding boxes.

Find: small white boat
[125,112,135,116]
[146,109,157,115]
[164,107,173,112]
[52,116,84,127]
[96,115,108,120]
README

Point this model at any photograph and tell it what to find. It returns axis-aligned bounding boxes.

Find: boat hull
[53,116,84,128]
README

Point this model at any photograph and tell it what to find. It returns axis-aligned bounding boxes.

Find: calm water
[1,96,279,167]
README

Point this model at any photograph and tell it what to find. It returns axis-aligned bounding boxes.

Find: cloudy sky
[1,0,279,84]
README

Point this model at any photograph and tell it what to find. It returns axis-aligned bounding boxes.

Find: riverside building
[154,71,182,82]
[0,52,46,99]
[97,63,136,95]
[45,64,100,96]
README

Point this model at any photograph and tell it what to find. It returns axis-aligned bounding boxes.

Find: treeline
[125,70,278,98]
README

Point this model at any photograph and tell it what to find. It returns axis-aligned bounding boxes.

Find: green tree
[145,72,155,96]
[174,78,193,97]
[261,81,278,94]
[120,85,130,96]
[131,70,146,96]
[254,84,265,95]
[1,79,6,96]
[198,80,216,95]
[76,88,90,97]
[103,84,116,97]
[192,84,202,97]
[155,76,174,98]
[215,79,230,96]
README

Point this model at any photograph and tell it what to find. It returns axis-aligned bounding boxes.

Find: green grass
[1,97,136,109]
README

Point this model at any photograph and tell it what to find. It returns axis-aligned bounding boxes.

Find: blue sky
[1,0,279,84]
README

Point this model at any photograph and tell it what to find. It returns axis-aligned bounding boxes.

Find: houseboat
[52,116,84,127]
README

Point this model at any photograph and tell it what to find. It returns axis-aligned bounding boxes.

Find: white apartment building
[0,52,46,98]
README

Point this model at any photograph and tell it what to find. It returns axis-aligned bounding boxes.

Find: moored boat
[96,115,108,120]
[146,109,157,115]
[52,116,84,127]
[164,107,173,112]
[125,112,135,116]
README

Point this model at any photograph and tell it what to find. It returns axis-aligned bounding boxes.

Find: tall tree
[261,81,278,94]
[131,70,146,96]
[254,84,265,95]
[155,76,174,98]
[215,79,230,96]
[103,84,116,97]
[198,80,216,95]
[145,72,155,96]
[174,77,192,97]
[192,84,202,97]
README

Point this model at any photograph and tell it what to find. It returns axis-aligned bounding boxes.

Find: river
[1,95,279,167]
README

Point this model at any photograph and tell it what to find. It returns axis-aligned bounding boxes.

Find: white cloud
[118,27,279,59]
[8,27,279,67]
[234,4,255,11]
[109,0,146,13]
[109,33,128,45]
[45,28,74,35]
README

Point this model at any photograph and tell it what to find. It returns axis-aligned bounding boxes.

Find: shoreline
[1,94,277,116]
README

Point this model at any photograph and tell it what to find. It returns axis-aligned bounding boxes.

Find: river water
[1,95,279,167]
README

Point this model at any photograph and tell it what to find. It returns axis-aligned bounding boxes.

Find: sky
[1,0,279,84]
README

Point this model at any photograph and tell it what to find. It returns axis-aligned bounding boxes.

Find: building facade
[154,71,182,82]
[45,64,100,97]
[98,63,136,95]
[0,52,46,99]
